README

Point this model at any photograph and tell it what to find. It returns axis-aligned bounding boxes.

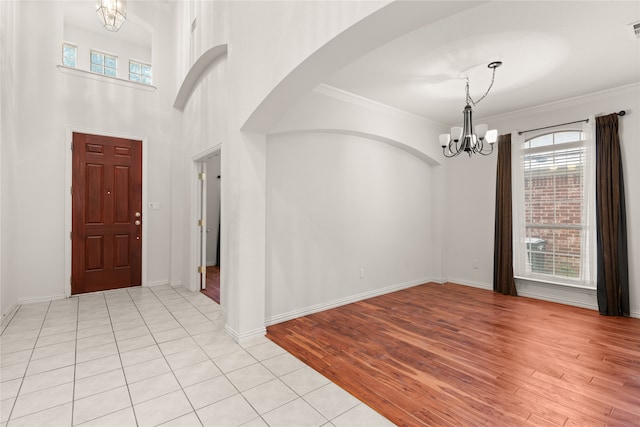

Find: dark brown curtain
[596,114,629,316]
[493,134,517,296]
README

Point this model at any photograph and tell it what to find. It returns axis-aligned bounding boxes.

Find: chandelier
[440,61,502,158]
[96,0,127,32]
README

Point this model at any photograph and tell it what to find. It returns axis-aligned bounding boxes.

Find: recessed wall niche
[62,3,152,83]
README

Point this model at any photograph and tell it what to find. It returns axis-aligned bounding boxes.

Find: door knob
[135,220,141,226]
[135,212,141,217]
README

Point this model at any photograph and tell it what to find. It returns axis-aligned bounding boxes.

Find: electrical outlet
[360,268,365,279]
[472,260,479,269]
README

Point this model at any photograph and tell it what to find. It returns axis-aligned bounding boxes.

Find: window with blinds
[520,131,592,283]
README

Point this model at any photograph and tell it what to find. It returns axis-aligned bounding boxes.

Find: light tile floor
[0,285,395,427]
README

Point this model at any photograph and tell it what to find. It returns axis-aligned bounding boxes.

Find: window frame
[90,49,118,78]
[129,59,152,85]
[513,128,596,289]
[62,42,77,68]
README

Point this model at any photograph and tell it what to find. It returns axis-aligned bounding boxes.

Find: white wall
[0,1,175,317]
[266,132,433,323]
[63,24,151,80]
[443,84,640,317]
[172,0,391,341]
[0,0,19,322]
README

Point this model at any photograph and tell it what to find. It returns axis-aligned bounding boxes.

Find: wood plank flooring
[201,266,220,304]
[266,282,640,426]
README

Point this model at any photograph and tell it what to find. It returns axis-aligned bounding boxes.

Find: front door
[72,132,142,294]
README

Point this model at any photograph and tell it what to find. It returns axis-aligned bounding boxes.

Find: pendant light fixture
[97,0,127,32]
[440,61,502,158]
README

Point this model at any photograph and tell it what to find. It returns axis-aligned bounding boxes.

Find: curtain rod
[517,110,626,135]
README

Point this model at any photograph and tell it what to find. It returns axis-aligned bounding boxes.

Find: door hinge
[198,265,205,274]
[198,219,205,227]
[69,231,72,240]
[70,186,73,195]
[70,141,74,151]
[198,172,206,181]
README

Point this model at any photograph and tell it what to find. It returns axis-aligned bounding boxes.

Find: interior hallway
[0,286,392,426]
[201,267,220,304]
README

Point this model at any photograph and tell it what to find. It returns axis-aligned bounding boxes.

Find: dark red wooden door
[72,133,142,294]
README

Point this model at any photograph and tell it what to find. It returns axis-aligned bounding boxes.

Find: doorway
[196,150,221,304]
[71,132,143,294]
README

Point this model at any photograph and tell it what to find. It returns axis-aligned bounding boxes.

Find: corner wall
[266,132,434,323]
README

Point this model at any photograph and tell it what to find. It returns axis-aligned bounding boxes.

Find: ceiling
[325,1,640,126]
[63,1,152,49]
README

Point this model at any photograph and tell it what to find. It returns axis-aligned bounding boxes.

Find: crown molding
[314,83,447,129]
[480,82,640,123]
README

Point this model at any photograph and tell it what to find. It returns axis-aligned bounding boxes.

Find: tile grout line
[142,286,210,426]
[104,290,140,427]
[115,286,204,424]
[162,285,332,426]
[5,301,53,424]
[69,295,80,427]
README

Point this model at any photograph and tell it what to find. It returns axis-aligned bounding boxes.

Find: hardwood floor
[267,282,640,427]
[201,266,220,304]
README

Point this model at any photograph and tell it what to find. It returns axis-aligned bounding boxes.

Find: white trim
[480,82,640,123]
[146,280,170,287]
[314,83,445,128]
[515,278,598,311]
[446,278,492,291]
[189,145,222,293]
[170,281,184,288]
[265,277,431,326]
[57,65,157,91]
[516,289,597,311]
[224,324,266,345]
[65,128,149,297]
[1,303,19,330]
[514,275,596,291]
[18,294,67,305]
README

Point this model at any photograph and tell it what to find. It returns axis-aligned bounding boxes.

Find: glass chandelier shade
[97,0,127,32]
[440,62,502,158]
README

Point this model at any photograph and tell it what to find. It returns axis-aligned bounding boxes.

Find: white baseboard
[224,324,266,345]
[18,294,67,305]
[1,303,19,330]
[145,280,170,287]
[170,281,183,288]
[446,278,492,291]
[265,276,431,326]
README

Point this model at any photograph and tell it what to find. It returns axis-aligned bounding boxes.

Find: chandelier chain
[465,65,497,107]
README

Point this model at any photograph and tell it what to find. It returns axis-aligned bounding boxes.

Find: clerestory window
[90,50,117,77]
[62,43,77,68]
[129,60,152,85]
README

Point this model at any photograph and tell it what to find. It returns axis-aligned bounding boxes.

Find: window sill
[57,65,157,92]
[514,275,595,291]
